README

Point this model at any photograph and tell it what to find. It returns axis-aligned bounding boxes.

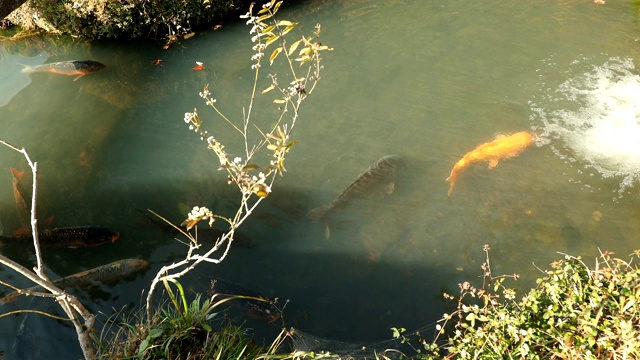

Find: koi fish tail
[446,174,457,196]
[446,159,467,196]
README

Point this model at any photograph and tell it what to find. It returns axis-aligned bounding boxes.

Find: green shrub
[422,247,640,359]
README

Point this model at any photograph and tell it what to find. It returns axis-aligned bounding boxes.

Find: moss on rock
[5,0,259,39]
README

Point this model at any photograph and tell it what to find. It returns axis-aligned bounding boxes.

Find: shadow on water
[0,163,460,357]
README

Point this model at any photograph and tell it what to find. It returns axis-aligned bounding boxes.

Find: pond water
[2,0,640,358]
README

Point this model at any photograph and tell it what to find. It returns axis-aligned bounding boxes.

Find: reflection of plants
[419,246,640,359]
[146,0,331,321]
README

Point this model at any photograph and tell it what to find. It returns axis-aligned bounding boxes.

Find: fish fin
[447,182,455,196]
[384,182,395,195]
[488,159,499,168]
[325,224,331,240]
[10,167,25,181]
[73,74,85,81]
[0,292,20,305]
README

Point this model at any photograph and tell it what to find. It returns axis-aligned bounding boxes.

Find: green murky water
[2,0,640,357]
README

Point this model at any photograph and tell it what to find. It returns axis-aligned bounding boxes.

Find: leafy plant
[419,246,640,359]
[145,0,331,321]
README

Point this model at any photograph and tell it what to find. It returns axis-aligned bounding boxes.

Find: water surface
[2,0,640,357]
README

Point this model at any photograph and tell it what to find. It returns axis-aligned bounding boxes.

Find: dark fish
[209,278,280,323]
[307,155,404,223]
[0,258,149,305]
[20,60,106,81]
[0,226,119,248]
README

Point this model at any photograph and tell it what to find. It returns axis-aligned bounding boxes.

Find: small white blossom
[184,112,193,123]
[233,157,242,164]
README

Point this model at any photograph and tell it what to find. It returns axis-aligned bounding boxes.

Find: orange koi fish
[21,60,105,81]
[446,131,536,196]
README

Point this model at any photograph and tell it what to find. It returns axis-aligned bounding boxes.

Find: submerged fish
[9,168,30,230]
[20,60,106,81]
[307,155,404,224]
[446,131,536,196]
[0,258,149,305]
[209,278,281,323]
[0,226,119,248]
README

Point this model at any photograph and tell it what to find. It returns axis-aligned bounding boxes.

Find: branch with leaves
[0,139,97,359]
[145,0,331,322]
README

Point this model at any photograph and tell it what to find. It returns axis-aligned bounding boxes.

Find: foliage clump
[6,0,243,39]
[100,280,265,359]
[420,246,640,359]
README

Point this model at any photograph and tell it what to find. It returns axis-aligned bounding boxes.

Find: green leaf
[148,328,164,339]
[138,339,149,356]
